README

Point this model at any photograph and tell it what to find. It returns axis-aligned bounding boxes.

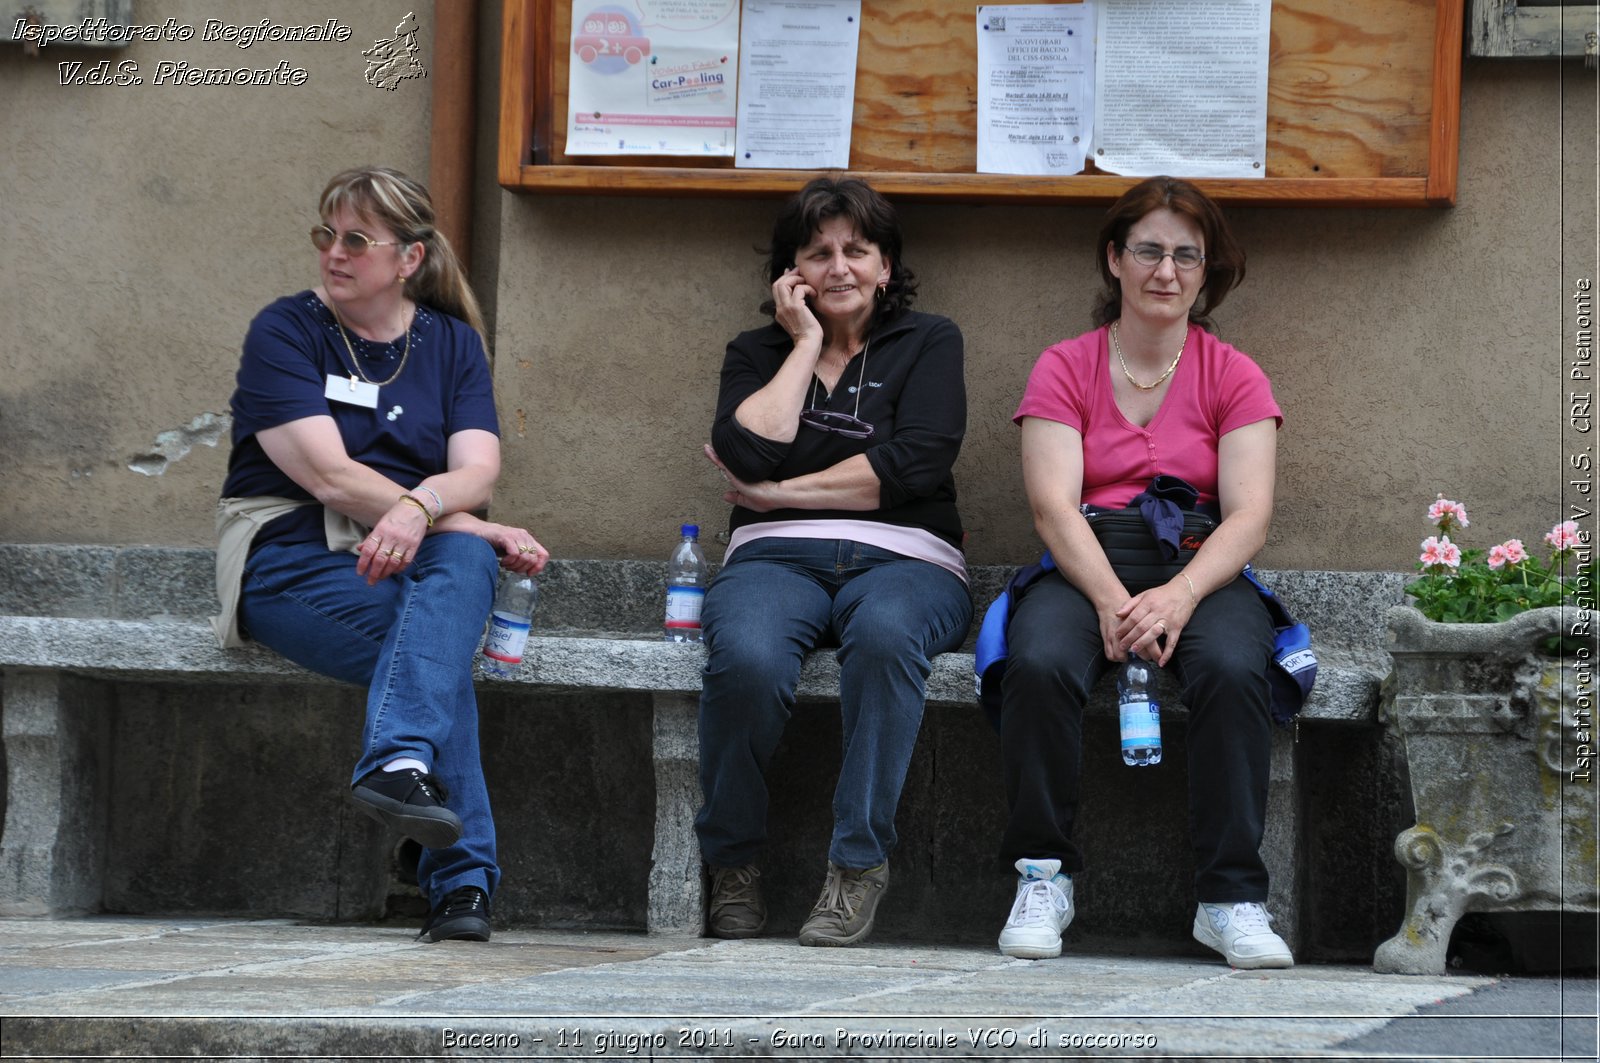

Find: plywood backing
[500,0,1463,206]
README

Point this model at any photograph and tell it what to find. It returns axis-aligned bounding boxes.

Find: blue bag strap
[975,551,1058,731]
[1241,563,1296,630]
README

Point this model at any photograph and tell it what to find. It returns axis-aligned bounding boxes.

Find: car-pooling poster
[565,0,740,156]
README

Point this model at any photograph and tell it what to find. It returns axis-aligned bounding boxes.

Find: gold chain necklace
[1111,321,1184,391]
[330,302,411,389]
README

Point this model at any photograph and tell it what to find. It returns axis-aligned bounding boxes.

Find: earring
[875,282,887,299]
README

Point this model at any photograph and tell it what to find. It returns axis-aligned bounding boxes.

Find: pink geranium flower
[1428,496,1470,532]
[1545,521,1582,552]
[1419,535,1459,568]
[1408,496,1585,626]
[1487,539,1527,570]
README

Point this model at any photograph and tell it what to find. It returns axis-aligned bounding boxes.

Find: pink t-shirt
[1014,324,1281,509]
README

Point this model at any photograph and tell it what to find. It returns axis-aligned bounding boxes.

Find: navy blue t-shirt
[221,291,499,549]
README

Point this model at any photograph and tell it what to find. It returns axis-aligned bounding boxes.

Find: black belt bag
[1085,506,1215,592]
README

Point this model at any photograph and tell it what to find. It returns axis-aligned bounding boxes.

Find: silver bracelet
[414,484,444,518]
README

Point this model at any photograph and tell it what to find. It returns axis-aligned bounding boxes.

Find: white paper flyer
[565,1,740,157]
[1093,0,1271,178]
[976,4,1095,176]
[734,0,863,170]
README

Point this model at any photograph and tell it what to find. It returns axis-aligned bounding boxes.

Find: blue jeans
[239,531,501,906]
[694,538,973,870]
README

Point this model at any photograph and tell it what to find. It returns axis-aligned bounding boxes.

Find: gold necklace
[1111,321,1184,391]
[331,302,411,388]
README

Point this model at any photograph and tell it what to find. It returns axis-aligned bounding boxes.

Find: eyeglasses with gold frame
[311,225,403,256]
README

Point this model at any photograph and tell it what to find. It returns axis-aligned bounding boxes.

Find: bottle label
[1119,699,1160,748]
[483,611,532,664]
[664,586,706,630]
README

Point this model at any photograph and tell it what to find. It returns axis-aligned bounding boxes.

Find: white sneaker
[1193,902,1294,969]
[998,858,1074,959]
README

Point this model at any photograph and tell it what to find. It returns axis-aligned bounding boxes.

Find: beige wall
[3,3,1592,574]
[1,1,435,544]
[492,58,1594,569]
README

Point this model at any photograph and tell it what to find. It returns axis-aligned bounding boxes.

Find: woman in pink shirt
[995,177,1293,970]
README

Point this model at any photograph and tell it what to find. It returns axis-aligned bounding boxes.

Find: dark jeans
[998,570,1275,901]
[694,538,973,870]
[239,532,501,907]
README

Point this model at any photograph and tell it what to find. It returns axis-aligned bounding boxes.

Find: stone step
[0,917,1512,1061]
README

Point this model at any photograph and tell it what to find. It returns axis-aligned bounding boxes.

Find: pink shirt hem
[724,520,968,585]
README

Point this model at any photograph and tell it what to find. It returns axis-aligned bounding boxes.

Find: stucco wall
[491,58,1594,570]
[2,3,1592,574]
[0,1,435,544]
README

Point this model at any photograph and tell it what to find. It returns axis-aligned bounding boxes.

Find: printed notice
[1093,0,1270,178]
[565,0,740,157]
[976,4,1094,176]
[735,0,862,169]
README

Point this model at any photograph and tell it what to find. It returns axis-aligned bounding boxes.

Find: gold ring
[1155,620,1168,633]
[387,549,404,560]
[518,545,535,554]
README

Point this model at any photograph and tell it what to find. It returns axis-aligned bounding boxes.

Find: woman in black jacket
[696,177,972,947]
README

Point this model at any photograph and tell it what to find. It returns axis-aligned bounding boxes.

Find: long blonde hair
[318,167,486,343]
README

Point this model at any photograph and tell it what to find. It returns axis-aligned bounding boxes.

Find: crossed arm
[706,318,965,514]
[257,416,548,584]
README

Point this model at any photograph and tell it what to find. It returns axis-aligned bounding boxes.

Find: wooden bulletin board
[499,0,1463,206]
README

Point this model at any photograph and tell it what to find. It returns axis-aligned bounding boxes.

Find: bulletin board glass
[498,0,1463,206]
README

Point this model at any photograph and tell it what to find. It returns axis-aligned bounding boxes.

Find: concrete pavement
[0,916,1593,1061]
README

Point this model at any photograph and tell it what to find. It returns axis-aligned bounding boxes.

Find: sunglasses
[800,337,874,440]
[799,407,875,439]
[311,224,403,256]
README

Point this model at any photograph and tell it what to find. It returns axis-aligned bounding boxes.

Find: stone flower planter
[1373,605,1596,975]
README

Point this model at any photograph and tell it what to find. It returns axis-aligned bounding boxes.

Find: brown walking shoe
[797,861,889,947]
[706,864,766,938]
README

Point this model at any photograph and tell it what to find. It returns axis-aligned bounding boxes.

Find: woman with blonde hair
[215,166,547,942]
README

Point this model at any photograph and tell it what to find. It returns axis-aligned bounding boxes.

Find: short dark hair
[760,177,917,326]
[1092,176,1245,329]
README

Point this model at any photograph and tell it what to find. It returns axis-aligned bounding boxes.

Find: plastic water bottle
[481,571,540,678]
[1117,652,1162,766]
[663,523,708,642]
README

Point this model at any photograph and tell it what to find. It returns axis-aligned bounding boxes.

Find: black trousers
[998,569,1275,901]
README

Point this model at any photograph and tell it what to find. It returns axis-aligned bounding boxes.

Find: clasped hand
[1105,580,1195,668]
[356,500,550,586]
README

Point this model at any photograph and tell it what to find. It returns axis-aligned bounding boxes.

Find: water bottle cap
[680,523,699,537]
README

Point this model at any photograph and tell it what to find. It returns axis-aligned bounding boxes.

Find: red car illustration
[574,14,650,65]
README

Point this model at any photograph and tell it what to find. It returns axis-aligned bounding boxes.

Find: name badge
[325,374,379,409]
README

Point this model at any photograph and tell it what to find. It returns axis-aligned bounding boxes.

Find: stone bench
[0,544,1405,954]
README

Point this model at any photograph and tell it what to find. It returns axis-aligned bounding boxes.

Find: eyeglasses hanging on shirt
[799,336,874,440]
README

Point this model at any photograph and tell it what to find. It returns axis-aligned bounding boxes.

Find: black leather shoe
[419,886,491,942]
[350,768,463,850]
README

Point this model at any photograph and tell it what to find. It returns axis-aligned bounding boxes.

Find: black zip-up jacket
[711,309,966,549]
